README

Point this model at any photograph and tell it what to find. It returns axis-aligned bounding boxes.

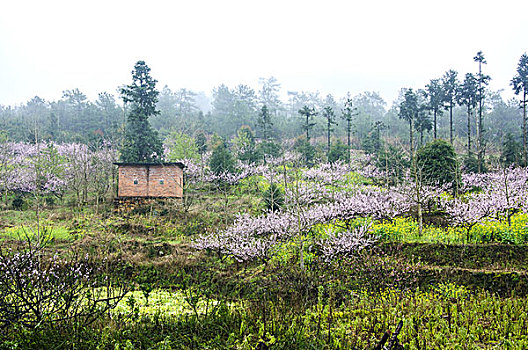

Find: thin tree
[442,70,459,145]
[298,105,317,142]
[424,78,444,139]
[341,96,357,152]
[399,89,419,158]
[511,53,528,166]
[414,101,432,147]
[474,51,490,172]
[322,105,337,155]
[257,105,273,141]
[458,73,478,156]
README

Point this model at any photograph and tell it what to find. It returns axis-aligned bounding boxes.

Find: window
[159,179,164,185]
[133,179,138,185]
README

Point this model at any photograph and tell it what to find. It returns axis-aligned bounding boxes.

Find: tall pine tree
[511,53,528,166]
[119,61,163,163]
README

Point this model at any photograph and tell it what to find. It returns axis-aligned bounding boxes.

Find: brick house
[114,162,185,198]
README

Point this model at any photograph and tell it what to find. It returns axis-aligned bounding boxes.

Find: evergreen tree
[441,70,459,145]
[233,125,261,164]
[322,105,337,155]
[194,130,207,156]
[298,105,317,141]
[119,61,163,163]
[458,73,478,156]
[328,139,350,163]
[501,133,522,167]
[416,139,458,186]
[341,96,356,151]
[473,51,490,172]
[399,89,419,157]
[415,90,432,147]
[424,78,444,139]
[257,105,273,141]
[209,139,236,175]
[511,53,528,166]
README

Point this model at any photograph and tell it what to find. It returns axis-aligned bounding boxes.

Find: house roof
[114,162,185,169]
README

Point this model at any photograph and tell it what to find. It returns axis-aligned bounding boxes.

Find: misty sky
[1,0,527,107]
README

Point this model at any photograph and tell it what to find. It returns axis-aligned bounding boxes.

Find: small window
[159,180,164,185]
[133,179,138,185]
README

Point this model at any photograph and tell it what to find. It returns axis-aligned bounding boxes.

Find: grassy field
[1,184,528,349]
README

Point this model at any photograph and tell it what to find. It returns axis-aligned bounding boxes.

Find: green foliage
[257,105,273,141]
[209,139,236,175]
[119,61,164,163]
[372,213,528,244]
[232,125,261,164]
[328,139,349,163]
[501,132,522,167]
[164,131,199,161]
[361,127,383,154]
[462,154,483,173]
[375,144,409,184]
[399,88,419,154]
[415,139,458,186]
[262,182,284,212]
[294,137,315,166]
[194,130,207,155]
[256,140,282,161]
[298,105,317,141]
[11,194,26,210]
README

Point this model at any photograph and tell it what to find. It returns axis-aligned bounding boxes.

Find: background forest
[1,52,525,168]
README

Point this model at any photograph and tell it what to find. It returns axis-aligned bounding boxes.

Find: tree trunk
[450,103,454,145]
[347,121,351,149]
[477,62,484,173]
[477,103,482,172]
[409,119,413,159]
[467,107,472,155]
[306,115,310,141]
[523,88,528,166]
[433,109,437,139]
[327,121,331,156]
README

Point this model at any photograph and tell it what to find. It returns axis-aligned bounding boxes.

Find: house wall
[117,164,183,198]
[148,165,183,197]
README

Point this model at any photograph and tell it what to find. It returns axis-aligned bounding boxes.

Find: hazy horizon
[1,0,527,107]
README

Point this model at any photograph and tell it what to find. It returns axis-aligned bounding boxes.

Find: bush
[416,139,459,185]
[209,139,236,175]
[294,137,315,167]
[11,194,26,210]
[0,237,128,334]
[328,139,349,163]
[262,182,284,212]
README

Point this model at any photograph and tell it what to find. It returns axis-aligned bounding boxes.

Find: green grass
[0,224,76,242]
[372,214,528,244]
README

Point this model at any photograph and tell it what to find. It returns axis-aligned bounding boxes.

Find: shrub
[328,139,349,163]
[0,237,128,333]
[416,139,459,186]
[262,182,284,212]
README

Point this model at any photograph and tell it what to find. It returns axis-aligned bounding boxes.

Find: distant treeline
[0,72,524,155]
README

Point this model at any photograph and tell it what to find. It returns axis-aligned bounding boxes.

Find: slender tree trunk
[327,120,331,156]
[347,121,351,149]
[477,103,482,172]
[306,115,309,141]
[409,119,414,160]
[477,60,484,173]
[450,103,454,145]
[467,106,472,155]
[523,88,528,166]
[433,109,437,139]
